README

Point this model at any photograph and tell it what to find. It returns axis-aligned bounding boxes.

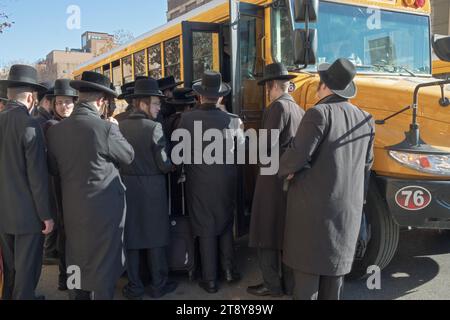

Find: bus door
[233,3,265,237]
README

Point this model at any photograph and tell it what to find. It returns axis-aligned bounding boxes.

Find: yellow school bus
[433,59,450,79]
[74,0,450,278]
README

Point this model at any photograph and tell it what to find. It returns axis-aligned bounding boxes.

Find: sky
[0,0,168,67]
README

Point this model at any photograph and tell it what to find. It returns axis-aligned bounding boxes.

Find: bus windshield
[271,1,431,76]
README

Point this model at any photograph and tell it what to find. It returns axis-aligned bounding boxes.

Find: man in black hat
[157,75,184,122]
[119,78,178,300]
[0,64,55,300]
[42,78,78,291]
[0,86,8,112]
[177,71,243,293]
[247,62,304,297]
[33,81,54,127]
[115,77,148,122]
[278,58,375,300]
[46,71,135,300]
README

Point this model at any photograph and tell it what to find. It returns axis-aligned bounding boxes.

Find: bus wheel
[348,179,400,280]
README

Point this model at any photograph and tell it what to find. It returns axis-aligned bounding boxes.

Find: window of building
[164,37,181,81]
[148,44,162,79]
[122,55,133,83]
[134,50,146,78]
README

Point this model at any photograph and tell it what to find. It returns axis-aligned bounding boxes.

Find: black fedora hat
[166,88,196,105]
[128,78,165,99]
[192,71,231,98]
[117,76,148,100]
[0,64,48,93]
[70,71,117,98]
[1,85,8,102]
[318,58,357,99]
[37,81,55,101]
[257,62,297,85]
[157,75,184,91]
[50,79,78,98]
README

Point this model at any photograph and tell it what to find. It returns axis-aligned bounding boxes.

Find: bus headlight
[389,151,450,176]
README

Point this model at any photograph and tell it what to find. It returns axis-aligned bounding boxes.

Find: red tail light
[415,0,426,8]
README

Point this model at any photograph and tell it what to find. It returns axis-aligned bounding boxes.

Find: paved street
[37,228,450,300]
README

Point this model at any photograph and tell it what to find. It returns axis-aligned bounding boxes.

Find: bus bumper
[377,176,450,229]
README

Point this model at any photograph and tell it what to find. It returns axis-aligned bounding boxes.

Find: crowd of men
[0,57,374,301]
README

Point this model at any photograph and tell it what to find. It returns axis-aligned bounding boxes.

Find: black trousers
[0,232,44,300]
[293,270,344,300]
[198,226,235,282]
[258,248,294,294]
[126,247,169,296]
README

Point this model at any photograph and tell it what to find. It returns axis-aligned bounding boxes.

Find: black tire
[348,178,400,280]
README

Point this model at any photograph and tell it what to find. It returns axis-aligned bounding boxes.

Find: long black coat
[47,102,134,293]
[177,104,244,237]
[278,95,375,276]
[0,101,52,235]
[249,93,304,250]
[34,106,53,128]
[119,111,173,250]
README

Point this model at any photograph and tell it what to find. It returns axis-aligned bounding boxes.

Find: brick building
[167,0,213,20]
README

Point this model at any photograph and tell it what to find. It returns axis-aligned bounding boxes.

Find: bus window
[103,64,111,80]
[94,67,102,74]
[122,55,133,83]
[148,44,162,79]
[192,32,214,81]
[164,37,181,81]
[134,50,146,78]
[112,60,122,87]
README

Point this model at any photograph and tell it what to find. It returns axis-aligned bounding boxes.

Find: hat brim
[192,82,231,98]
[159,81,184,91]
[166,98,197,105]
[117,93,131,100]
[70,80,118,98]
[318,63,357,99]
[257,74,297,86]
[0,97,7,102]
[0,80,48,93]
[127,91,166,99]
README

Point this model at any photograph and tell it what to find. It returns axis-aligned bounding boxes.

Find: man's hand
[107,117,119,125]
[42,219,55,235]
[287,174,295,181]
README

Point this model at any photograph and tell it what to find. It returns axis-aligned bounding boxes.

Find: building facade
[431,0,450,35]
[167,0,213,20]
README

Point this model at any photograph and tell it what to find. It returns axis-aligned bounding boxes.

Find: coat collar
[272,93,295,105]
[72,102,101,118]
[5,100,30,114]
[198,103,220,111]
[128,110,149,120]
[315,94,348,106]
[37,106,53,121]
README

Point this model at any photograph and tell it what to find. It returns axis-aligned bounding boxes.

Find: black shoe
[122,285,144,301]
[224,269,241,284]
[149,280,178,299]
[43,257,59,266]
[247,283,283,297]
[58,275,68,291]
[199,281,218,294]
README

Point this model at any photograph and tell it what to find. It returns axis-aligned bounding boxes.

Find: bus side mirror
[293,29,317,65]
[293,0,319,23]
[433,35,450,62]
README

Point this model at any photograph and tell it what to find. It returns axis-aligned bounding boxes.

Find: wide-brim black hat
[0,64,48,93]
[166,88,196,105]
[70,71,117,98]
[127,78,165,99]
[157,75,184,91]
[193,71,231,98]
[318,58,357,99]
[258,62,297,85]
[49,79,78,98]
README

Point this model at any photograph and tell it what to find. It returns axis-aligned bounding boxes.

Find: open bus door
[182,3,265,238]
